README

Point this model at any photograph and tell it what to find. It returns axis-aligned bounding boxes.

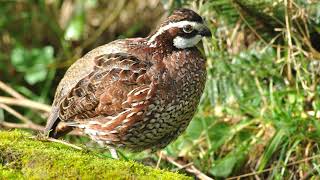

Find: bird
[45,8,211,158]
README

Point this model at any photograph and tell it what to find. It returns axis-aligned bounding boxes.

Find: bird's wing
[45,40,130,137]
[46,52,157,138]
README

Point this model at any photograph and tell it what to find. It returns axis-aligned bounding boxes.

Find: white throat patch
[173,35,202,49]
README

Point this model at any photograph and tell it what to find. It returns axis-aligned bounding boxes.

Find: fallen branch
[159,153,213,180]
[0,80,25,99]
[0,80,51,130]
[46,137,83,150]
[0,121,84,137]
[0,103,35,125]
[0,96,51,112]
[0,121,44,131]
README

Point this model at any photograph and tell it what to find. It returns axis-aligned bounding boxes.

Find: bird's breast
[121,50,207,150]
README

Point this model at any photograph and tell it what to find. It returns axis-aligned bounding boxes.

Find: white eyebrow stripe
[147,21,203,43]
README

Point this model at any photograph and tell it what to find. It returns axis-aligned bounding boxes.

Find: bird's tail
[45,106,73,138]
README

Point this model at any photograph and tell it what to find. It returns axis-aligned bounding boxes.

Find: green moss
[0,130,190,179]
[0,164,23,179]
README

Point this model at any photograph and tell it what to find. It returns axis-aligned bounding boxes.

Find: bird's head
[147,8,211,49]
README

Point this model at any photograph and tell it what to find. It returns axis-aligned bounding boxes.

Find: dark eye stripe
[178,29,198,38]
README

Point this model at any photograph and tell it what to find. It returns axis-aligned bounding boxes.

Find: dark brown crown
[162,8,203,25]
[147,8,205,43]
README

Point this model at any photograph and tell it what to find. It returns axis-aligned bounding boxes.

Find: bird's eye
[183,25,194,33]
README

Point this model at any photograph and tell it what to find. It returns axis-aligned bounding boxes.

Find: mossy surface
[0,130,190,179]
[0,164,23,179]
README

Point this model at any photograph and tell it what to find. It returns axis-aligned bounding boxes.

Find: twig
[0,120,84,136]
[0,121,44,131]
[156,151,163,169]
[46,138,83,150]
[227,154,320,179]
[0,80,25,99]
[0,103,34,124]
[254,77,268,107]
[0,96,51,112]
[160,153,213,180]
[284,0,293,82]
[173,162,194,172]
[0,103,48,132]
[0,81,50,118]
[233,3,268,45]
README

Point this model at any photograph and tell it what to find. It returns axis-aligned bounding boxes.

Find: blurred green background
[1,0,320,179]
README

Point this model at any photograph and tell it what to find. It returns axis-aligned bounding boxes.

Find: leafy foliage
[11,46,54,85]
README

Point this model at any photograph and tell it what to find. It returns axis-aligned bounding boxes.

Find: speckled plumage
[45,8,210,152]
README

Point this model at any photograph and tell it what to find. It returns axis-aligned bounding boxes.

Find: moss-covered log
[0,130,190,179]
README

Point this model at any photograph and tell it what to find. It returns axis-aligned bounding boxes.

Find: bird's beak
[199,26,212,37]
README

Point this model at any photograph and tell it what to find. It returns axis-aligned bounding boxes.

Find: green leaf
[210,154,237,177]
[207,122,231,151]
[258,130,286,171]
[25,68,47,85]
[11,47,27,71]
[10,45,54,85]
[185,117,204,140]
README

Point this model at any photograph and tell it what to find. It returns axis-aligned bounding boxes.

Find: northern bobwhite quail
[45,8,211,157]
